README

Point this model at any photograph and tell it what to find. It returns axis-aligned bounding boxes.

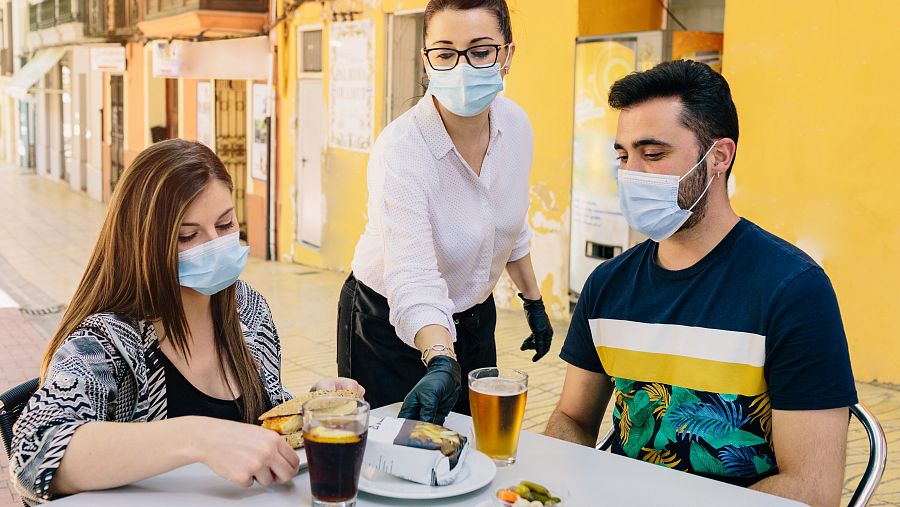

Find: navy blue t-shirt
[561,218,857,486]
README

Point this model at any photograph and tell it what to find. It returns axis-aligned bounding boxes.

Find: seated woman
[9,139,363,505]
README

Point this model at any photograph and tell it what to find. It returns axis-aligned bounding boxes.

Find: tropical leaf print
[749,392,773,441]
[615,377,636,395]
[690,442,727,476]
[643,383,671,420]
[668,395,750,439]
[642,447,682,468]
[718,445,774,478]
[619,399,632,445]
[622,390,655,457]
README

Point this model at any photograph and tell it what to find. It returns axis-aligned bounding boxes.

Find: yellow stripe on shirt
[596,346,768,397]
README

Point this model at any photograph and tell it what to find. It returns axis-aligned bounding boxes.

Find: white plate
[358,450,497,500]
[297,449,308,470]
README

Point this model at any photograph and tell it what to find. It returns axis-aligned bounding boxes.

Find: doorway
[165,78,178,140]
[386,11,425,124]
[295,26,325,248]
[109,74,124,193]
[295,78,325,248]
[215,80,248,239]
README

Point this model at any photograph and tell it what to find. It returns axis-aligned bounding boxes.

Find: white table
[50,405,805,507]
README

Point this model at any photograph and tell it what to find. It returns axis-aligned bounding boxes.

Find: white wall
[86,66,102,200]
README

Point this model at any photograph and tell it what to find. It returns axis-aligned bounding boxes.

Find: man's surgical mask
[617,142,719,242]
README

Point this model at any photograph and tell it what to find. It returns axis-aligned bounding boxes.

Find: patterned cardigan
[9,281,292,505]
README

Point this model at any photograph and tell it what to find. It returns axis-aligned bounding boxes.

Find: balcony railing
[85,0,107,36]
[112,0,139,34]
[30,0,82,29]
[144,0,266,21]
[37,0,56,29]
[28,4,38,30]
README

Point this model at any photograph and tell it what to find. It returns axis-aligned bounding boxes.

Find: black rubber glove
[519,293,554,362]
[397,355,461,426]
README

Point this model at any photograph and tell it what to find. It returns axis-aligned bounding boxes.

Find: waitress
[337,0,552,425]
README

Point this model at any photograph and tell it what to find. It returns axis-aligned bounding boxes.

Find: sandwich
[258,389,358,448]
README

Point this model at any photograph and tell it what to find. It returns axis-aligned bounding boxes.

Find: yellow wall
[723,1,900,383]
[277,1,410,270]
[180,78,198,140]
[578,0,661,36]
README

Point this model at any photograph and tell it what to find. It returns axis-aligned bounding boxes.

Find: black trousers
[337,273,497,415]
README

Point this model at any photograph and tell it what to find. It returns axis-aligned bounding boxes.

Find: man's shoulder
[582,241,651,294]
[741,220,820,269]
[736,220,823,287]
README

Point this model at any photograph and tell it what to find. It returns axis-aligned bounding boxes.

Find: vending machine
[568,30,723,303]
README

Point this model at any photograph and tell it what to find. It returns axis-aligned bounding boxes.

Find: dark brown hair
[424,0,513,44]
[41,139,267,424]
[609,60,739,178]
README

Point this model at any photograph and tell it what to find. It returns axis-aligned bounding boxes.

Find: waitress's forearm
[51,418,203,495]
[506,254,541,300]
[414,324,454,362]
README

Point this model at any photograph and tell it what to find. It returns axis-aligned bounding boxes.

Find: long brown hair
[40,139,266,424]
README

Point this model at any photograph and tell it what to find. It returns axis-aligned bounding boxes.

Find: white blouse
[352,93,534,348]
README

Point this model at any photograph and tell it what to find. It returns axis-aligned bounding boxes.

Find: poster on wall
[90,45,125,72]
[196,82,213,149]
[328,19,375,152]
[152,41,183,78]
[250,83,270,181]
[568,39,637,296]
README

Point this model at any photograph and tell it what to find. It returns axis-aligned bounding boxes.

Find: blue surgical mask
[177,232,249,296]
[426,63,504,117]
[617,143,719,242]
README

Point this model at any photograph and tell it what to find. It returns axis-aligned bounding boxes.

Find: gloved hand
[519,293,553,362]
[398,355,461,426]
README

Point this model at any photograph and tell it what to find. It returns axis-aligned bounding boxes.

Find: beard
[677,161,711,232]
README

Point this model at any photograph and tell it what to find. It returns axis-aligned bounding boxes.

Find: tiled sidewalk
[0,163,897,506]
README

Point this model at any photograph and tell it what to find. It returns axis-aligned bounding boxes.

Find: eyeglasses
[422,43,511,71]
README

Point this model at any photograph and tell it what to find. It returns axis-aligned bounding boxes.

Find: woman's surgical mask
[426,46,510,117]
[617,142,719,242]
[177,232,249,296]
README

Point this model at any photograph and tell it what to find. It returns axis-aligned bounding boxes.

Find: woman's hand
[193,417,300,487]
[311,376,366,398]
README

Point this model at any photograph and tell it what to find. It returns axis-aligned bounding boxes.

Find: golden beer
[468,369,528,466]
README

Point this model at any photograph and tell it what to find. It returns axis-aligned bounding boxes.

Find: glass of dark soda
[302,397,369,507]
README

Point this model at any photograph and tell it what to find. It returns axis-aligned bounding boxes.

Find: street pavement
[0,163,897,506]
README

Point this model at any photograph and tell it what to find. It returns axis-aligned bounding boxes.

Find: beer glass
[302,397,369,507]
[468,367,528,466]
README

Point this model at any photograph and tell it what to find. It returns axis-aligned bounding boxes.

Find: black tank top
[160,352,244,422]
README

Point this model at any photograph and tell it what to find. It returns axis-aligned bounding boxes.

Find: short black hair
[424,0,513,44]
[608,60,739,177]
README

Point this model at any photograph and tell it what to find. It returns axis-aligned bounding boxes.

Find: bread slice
[259,389,359,420]
[283,431,304,449]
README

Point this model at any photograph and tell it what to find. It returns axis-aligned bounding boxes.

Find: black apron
[337,273,497,415]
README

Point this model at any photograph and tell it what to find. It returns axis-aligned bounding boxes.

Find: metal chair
[1,378,39,507]
[848,402,887,507]
[1,377,39,460]
[594,402,887,506]
[596,424,614,451]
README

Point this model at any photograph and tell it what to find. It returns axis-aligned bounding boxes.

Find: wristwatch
[421,344,457,366]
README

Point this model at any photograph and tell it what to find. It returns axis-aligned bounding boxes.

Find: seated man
[545,60,856,507]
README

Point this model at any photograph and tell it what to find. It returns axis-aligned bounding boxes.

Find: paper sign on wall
[328,20,375,152]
